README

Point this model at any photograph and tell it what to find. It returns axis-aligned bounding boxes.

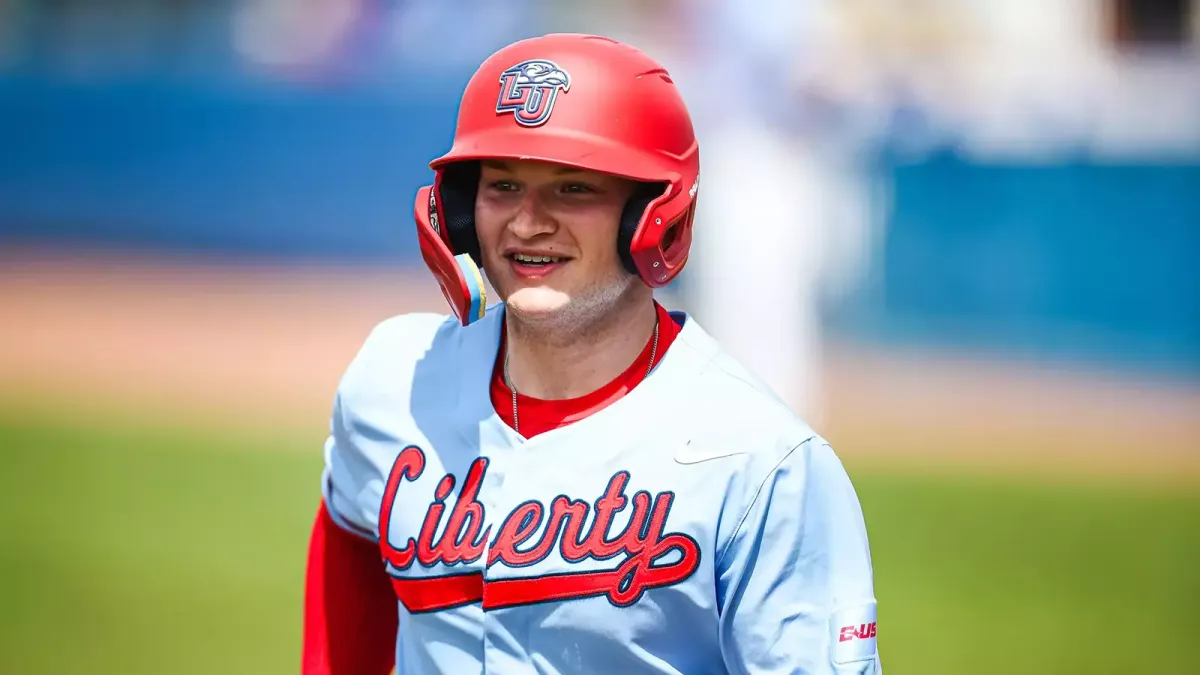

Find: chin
[503,286,573,317]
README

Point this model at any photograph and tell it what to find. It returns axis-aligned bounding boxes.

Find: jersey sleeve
[320,390,382,541]
[302,501,399,675]
[716,439,882,675]
[319,312,448,542]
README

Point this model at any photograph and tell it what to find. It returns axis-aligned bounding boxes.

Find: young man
[302,33,881,675]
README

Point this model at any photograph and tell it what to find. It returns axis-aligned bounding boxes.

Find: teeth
[513,253,562,264]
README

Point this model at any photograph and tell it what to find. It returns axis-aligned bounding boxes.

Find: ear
[415,185,488,325]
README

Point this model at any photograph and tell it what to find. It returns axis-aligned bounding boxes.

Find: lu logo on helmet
[496,59,571,127]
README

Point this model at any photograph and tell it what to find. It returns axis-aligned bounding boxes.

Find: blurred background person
[591,0,970,426]
[583,0,866,426]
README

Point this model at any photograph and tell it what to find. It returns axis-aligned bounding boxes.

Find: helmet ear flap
[437,162,483,266]
[415,184,488,326]
[618,182,668,276]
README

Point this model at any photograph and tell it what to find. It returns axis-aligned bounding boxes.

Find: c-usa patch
[830,602,879,672]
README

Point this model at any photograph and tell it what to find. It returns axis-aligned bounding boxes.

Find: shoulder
[661,313,847,504]
[336,306,500,407]
[337,311,444,390]
[666,312,821,465]
[349,311,454,370]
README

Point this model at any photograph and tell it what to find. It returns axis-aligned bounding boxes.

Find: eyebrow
[480,159,584,175]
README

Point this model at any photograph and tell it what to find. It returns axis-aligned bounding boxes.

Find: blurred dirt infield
[2,250,1197,482]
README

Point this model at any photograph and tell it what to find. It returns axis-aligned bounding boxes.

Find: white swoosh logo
[673,443,744,465]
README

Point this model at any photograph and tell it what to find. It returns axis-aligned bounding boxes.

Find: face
[474,159,642,324]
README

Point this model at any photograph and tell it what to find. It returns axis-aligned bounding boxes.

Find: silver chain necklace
[503,318,660,434]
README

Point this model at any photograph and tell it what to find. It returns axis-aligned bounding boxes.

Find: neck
[504,291,658,400]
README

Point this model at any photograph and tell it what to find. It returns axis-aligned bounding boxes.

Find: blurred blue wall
[841,152,1199,375]
[0,74,463,260]
[1,71,1197,377]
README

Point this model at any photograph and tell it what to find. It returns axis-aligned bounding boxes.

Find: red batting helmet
[414,33,701,326]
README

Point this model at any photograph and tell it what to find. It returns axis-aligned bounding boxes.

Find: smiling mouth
[510,253,567,267]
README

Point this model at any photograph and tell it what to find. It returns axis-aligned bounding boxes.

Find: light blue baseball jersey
[321,305,881,674]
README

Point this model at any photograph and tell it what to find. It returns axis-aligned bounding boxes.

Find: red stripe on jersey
[390,572,484,613]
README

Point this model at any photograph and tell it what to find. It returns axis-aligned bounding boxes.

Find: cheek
[472,207,504,256]
[575,213,624,266]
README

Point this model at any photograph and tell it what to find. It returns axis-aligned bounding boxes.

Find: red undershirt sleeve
[302,500,398,675]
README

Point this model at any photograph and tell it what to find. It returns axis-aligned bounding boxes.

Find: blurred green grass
[0,414,1196,674]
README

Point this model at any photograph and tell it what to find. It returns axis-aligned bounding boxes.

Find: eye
[560,182,598,194]
[487,180,520,193]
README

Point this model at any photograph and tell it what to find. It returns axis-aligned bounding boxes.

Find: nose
[506,191,556,239]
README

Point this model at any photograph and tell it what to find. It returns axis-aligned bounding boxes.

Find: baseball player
[302,33,881,675]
